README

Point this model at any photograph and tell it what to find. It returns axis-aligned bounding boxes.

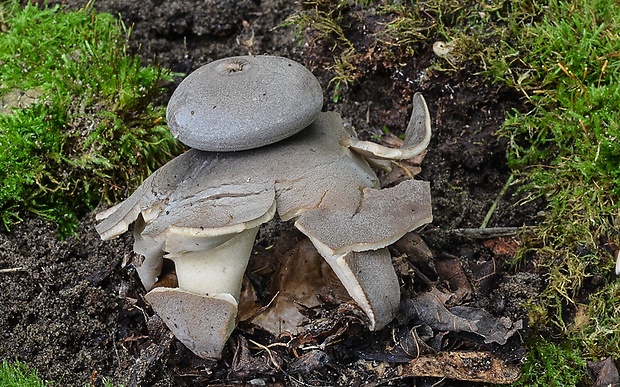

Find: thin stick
[245,290,280,322]
[481,174,514,229]
[432,227,527,239]
[0,267,25,274]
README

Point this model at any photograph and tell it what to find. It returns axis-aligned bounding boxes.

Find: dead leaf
[151,272,178,289]
[448,306,523,345]
[288,350,330,374]
[403,351,521,384]
[470,256,499,294]
[392,232,436,285]
[380,152,427,188]
[358,325,435,363]
[483,237,519,258]
[393,232,434,267]
[231,336,280,378]
[372,134,427,187]
[588,357,620,387]
[400,288,472,332]
[237,276,264,323]
[250,238,349,334]
[289,302,365,353]
[401,288,523,345]
[395,326,435,359]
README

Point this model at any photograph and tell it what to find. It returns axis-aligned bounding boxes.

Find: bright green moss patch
[0,2,182,236]
[474,0,620,382]
[0,360,47,387]
[497,0,620,355]
[514,338,587,386]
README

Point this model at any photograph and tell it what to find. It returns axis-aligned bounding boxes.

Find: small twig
[406,263,434,286]
[598,60,608,88]
[432,227,528,239]
[245,290,280,322]
[112,330,121,369]
[0,267,25,274]
[249,339,281,370]
[481,174,515,228]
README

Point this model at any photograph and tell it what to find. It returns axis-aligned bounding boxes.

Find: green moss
[0,360,47,387]
[497,0,620,343]
[281,0,545,100]
[488,0,620,383]
[281,0,359,102]
[0,2,183,236]
[514,338,587,386]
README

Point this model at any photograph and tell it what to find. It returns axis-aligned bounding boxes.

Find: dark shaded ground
[1,1,544,386]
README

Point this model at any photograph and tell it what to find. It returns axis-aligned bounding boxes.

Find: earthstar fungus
[96,55,433,359]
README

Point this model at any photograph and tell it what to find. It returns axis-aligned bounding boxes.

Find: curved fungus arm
[344,93,432,160]
[132,215,165,290]
[139,201,275,360]
[316,247,400,331]
[294,178,431,332]
[145,288,238,359]
[144,226,266,360]
[295,179,432,257]
[95,152,200,240]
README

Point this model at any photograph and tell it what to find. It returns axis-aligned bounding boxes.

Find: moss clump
[514,338,587,386]
[281,0,543,101]
[0,360,47,387]
[0,2,183,236]
[496,0,620,362]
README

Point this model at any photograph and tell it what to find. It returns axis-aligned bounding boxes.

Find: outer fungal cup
[166,55,324,152]
[96,55,433,359]
[321,248,400,331]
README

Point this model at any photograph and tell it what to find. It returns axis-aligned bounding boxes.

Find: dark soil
[1,1,544,386]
